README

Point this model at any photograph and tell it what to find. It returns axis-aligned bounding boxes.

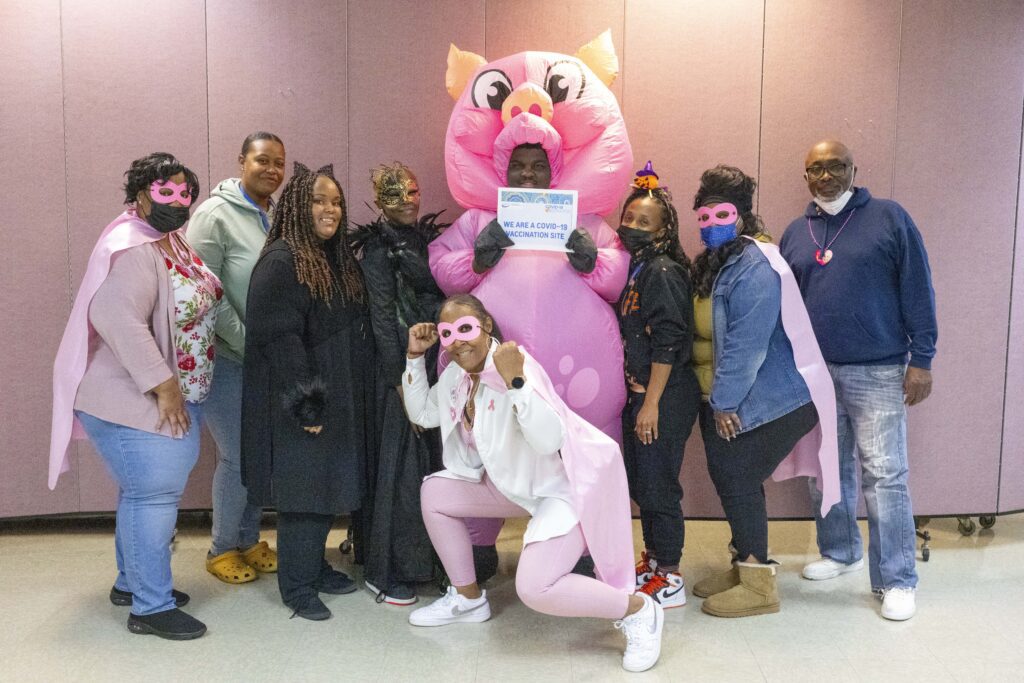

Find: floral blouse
[166,253,222,403]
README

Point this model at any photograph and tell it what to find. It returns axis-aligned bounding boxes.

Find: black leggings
[699,402,819,564]
[622,374,700,567]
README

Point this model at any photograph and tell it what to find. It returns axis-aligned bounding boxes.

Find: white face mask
[813,189,854,215]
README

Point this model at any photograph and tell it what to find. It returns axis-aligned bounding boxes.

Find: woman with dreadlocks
[241,162,375,621]
[687,165,837,619]
[349,163,448,606]
[614,163,700,611]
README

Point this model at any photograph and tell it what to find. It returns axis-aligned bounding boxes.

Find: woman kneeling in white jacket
[403,293,664,673]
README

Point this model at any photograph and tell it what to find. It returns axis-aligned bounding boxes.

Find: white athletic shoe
[615,593,664,673]
[638,571,687,609]
[801,557,864,581]
[881,587,916,621]
[408,586,491,627]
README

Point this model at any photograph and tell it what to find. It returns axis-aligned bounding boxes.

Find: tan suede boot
[692,565,740,599]
[700,561,780,618]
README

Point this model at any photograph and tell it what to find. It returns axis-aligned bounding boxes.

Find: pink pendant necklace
[807,209,856,266]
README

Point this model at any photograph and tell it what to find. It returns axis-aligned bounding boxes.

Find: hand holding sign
[497,188,579,252]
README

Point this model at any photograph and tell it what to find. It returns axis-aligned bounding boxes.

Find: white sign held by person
[497,188,578,252]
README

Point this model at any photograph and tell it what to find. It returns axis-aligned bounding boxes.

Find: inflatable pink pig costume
[430,31,633,439]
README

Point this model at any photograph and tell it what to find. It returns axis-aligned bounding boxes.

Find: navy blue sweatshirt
[779,188,937,370]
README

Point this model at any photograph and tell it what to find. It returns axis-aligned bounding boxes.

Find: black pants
[277,512,337,609]
[700,401,819,564]
[622,374,700,567]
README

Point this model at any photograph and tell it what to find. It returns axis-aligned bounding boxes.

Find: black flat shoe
[127,608,206,640]
[110,586,190,608]
[290,596,332,621]
[317,570,357,595]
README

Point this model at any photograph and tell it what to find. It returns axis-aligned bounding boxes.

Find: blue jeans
[205,355,262,556]
[808,363,918,590]
[76,405,201,615]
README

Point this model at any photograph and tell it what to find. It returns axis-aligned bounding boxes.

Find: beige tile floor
[1,512,1022,682]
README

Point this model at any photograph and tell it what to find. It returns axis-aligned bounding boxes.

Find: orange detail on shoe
[638,574,669,596]
[635,551,653,576]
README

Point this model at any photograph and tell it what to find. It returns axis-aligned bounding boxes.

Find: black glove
[565,228,598,274]
[473,219,514,271]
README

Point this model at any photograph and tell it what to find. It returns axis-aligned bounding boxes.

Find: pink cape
[48,210,169,490]
[477,351,634,594]
[748,238,841,516]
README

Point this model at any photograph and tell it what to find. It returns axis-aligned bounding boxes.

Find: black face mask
[616,225,657,253]
[146,202,190,233]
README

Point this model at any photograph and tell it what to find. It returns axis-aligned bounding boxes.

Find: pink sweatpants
[420,475,630,620]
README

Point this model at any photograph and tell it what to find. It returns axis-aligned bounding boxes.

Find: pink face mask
[149,180,193,207]
[695,202,738,228]
[437,316,483,347]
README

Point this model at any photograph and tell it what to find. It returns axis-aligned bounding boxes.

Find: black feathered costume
[351,213,447,591]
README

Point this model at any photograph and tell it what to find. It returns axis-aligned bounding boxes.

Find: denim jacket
[710,242,811,433]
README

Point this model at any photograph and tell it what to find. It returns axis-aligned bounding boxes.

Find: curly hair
[690,165,770,298]
[122,152,200,206]
[618,185,692,271]
[265,163,365,304]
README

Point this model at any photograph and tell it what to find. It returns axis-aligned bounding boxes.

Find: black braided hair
[691,165,770,298]
[618,185,692,271]
[122,152,200,206]
[265,163,365,305]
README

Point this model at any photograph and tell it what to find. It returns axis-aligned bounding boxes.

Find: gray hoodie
[186,179,271,363]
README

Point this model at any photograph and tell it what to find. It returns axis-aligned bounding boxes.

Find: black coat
[241,240,375,515]
[353,216,446,584]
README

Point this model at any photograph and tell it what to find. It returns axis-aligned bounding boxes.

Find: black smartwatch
[510,376,526,390]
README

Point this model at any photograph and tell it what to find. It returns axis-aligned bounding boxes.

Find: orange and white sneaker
[635,551,658,588]
[639,571,687,609]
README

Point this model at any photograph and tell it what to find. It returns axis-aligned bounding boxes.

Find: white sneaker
[408,586,491,627]
[881,587,916,621]
[614,593,664,673]
[638,571,687,609]
[802,557,864,581]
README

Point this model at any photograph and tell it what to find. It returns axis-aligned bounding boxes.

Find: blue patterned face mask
[699,223,737,249]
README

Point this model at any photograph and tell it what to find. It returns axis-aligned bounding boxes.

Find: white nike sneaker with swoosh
[615,592,664,673]
[408,586,491,627]
[639,571,686,609]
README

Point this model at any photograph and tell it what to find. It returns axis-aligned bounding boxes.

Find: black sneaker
[316,569,357,595]
[290,595,332,621]
[473,544,499,585]
[127,608,206,640]
[365,580,418,606]
[109,586,190,608]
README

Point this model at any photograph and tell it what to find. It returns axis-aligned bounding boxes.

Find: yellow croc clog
[241,541,278,573]
[206,549,257,584]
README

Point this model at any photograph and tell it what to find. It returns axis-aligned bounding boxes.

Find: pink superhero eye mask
[695,202,738,228]
[437,316,483,347]
[149,180,193,207]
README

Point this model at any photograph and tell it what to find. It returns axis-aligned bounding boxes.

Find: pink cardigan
[74,243,177,434]
[49,211,183,489]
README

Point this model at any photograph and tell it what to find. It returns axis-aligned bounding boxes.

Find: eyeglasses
[805,162,849,180]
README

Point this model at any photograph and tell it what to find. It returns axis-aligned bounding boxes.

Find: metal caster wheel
[922,547,930,562]
[957,517,976,536]
[979,515,996,529]
[339,525,354,554]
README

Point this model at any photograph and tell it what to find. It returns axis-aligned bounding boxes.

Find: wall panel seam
[755,0,766,214]
[58,0,80,513]
[204,0,211,197]
[891,0,903,199]
[997,91,1024,512]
